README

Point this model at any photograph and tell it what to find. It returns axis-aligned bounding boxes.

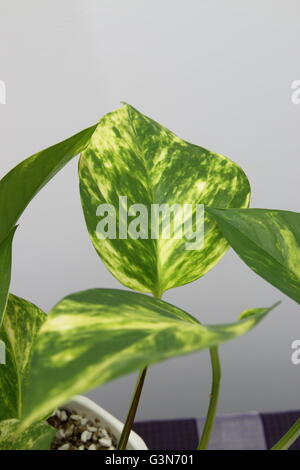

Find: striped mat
[134,410,300,450]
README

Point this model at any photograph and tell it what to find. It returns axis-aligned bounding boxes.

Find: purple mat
[134,419,198,450]
[261,411,300,451]
[134,411,300,450]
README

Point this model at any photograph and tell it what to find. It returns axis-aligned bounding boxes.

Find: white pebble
[70,414,82,421]
[58,443,70,450]
[81,430,92,442]
[58,429,65,439]
[78,445,85,450]
[81,418,88,426]
[60,410,68,421]
[88,444,97,450]
[99,437,112,448]
[99,429,109,438]
[88,426,97,432]
[65,425,74,437]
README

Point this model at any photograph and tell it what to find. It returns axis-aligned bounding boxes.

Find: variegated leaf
[0,124,97,245]
[0,294,46,421]
[0,227,17,327]
[0,419,54,450]
[79,104,250,296]
[22,288,277,428]
[207,208,300,304]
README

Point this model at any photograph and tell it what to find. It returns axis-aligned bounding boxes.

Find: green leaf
[79,104,250,296]
[0,294,46,421]
[0,124,97,245]
[22,288,277,428]
[207,208,300,304]
[0,419,54,450]
[0,226,17,328]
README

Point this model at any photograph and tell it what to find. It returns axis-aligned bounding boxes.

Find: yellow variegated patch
[79,104,250,296]
[0,419,54,450]
[22,288,277,428]
[0,294,46,420]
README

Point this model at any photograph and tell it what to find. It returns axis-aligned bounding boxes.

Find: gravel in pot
[48,408,118,450]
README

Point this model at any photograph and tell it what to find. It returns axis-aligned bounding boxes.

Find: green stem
[271,418,300,450]
[117,293,161,450]
[197,347,221,450]
[117,367,148,450]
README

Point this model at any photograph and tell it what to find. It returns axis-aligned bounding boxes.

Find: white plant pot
[65,395,148,450]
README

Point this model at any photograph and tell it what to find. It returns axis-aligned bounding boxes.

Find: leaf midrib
[126,105,162,296]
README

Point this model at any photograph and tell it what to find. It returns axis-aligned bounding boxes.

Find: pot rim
[64,395,148,450]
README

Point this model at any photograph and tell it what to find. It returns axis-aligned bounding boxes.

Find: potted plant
[0,104,288,450]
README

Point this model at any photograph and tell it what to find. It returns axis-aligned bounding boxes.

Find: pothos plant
[0,104,286,450]
[207,208,300,449]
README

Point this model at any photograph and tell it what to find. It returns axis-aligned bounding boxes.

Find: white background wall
[1,0,299,421]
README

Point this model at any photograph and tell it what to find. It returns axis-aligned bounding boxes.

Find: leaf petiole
[197,347,221,450]
[117,367,148,450]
